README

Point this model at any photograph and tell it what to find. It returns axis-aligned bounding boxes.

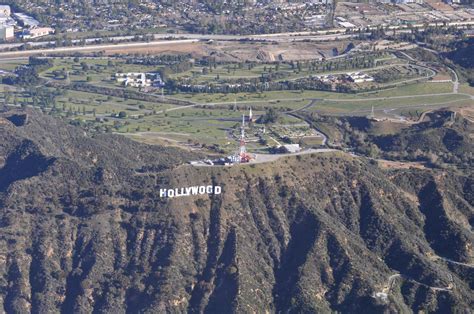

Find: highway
[0,19,473,58]
[0,32,364,57]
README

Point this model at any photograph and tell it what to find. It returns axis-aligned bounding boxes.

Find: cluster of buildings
[0,4,54,41]
[313,72,374,84]
[115,72,164,88]
[335,1,474,30]
[346,72,375,83]
[22,27,55,39]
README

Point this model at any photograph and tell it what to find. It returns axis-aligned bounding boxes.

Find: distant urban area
[0,0,473,40]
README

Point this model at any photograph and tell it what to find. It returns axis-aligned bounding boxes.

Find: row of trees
[173,77,343,94]
[125,54,192,66]
[2,57,53,86]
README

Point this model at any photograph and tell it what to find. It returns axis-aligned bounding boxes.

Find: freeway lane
[0,32,365,56]
[0,19,473,57]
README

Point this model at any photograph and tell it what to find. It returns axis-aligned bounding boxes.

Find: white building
[282,144,301,154]
[346,72,374,83]
[13,13,40,28]
[115,72,164,88]
[22,27,55,39]
[339,21,357,28]
[0,25,14,40]
[0,5,11,16]
[0,6,15,29]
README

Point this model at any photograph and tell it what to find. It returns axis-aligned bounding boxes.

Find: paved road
[433,255,474,268]
[285,99,329,145]
[191,148,338,167]
[448,66,459,94]
[413,46,460,95]
[0,29,370,54]
[376,271,453,299]
[2,19,473,58]
[325,92,473,103]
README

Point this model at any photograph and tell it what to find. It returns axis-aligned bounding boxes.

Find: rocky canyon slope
[0,109,472,313]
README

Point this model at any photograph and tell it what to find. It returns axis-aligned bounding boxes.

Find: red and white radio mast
[238,114,251,163]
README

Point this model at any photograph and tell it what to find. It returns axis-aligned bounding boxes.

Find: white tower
[249,107,253,122]
[239,114,249,163]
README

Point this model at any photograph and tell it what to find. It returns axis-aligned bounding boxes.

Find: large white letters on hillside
[159,185,222,198]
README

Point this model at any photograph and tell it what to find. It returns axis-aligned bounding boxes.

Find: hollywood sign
[159,185,222,198]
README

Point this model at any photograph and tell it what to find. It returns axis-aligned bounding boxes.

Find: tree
[257,108,279,124]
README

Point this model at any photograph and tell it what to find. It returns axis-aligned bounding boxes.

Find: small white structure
[0,25,13,40]
[346,72,374,83]
[338,21,357,28]
[282,144,301,154]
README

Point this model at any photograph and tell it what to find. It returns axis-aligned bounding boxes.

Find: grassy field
[1,56,451,100]
[358,82,453,97]
[0,56,467,151]
[459,84,474,96]
[0,60,28,71]
[169,63,295,81]
[114,107,260,149]
[172,82,454,104]
[110,106,309,150]
[168,52,397,85]
[314,94,471,114]
[0,84,20,92]
[39,58,162,88]
[54,89,173,115]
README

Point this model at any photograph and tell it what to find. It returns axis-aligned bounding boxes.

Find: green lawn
[459,84,474,96]
[54,89,172,115]
[313,94,471,114]
[170,58,409,86]
[172,82,455,105]
[0,60,28,71]
[40,58,162,88]
[116,108,250,147]
[2,55,467,151]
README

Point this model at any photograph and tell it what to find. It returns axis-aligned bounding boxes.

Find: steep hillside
[373,111,473,167]
[0,109,472,313]
[304,110,473,168]
[446,38,474,69]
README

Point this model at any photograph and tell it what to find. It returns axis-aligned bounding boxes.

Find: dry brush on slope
[0,109,472,313]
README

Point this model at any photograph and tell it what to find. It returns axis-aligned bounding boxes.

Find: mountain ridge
[0,108,472,313]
